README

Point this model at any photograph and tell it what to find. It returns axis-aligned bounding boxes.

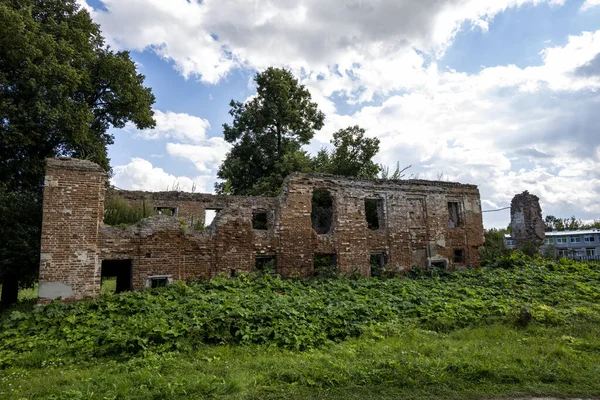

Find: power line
[482,206,510,213]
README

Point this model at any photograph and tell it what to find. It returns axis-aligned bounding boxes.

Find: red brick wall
[39,159,485,300]
[38,158,107,302]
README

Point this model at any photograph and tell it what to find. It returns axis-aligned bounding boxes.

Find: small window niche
[155,206,177,216]
[370,253,386,277]
[252,211,268,230]
[453,249,465,264]
[448,202,461,228]
[365,198,383,230]
[146,275,173,288]
[313,253,337,278]
[311,189,333,234]
[255,255,276,273]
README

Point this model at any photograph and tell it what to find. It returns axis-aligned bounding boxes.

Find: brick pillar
[38,158,106,302]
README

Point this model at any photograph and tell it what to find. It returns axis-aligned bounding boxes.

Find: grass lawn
[1,255,599,399]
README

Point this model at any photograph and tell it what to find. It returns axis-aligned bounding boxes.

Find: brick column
[38,158,106,302]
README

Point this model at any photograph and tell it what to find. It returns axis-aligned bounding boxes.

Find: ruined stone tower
[510,191,545,253]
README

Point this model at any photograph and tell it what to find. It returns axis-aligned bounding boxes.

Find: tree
[314,126,381,179]
[0,0,156,307]
[479,228,511,267]
[216,67,325,195]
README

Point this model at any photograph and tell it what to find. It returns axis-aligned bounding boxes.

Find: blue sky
[79,0,600,229]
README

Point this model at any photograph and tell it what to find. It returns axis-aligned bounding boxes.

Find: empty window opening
[453,249,465,264]
[365,198,383,230]
[312,189,333,234]
[146,275,172,288]
[252,211,268,230]
[204,209,220,227]
[101,259,133,294]
[370,253,386,277]
[448,202,461,228]
[314,253,337,277]
[429,260,448,270]
[255,255,276,273]
[151,277,168,288]
[155,206,177,216]
[230,269,238,278]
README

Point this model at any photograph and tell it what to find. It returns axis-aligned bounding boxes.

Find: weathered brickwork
[510,191,545,252]
[38,158,485,301]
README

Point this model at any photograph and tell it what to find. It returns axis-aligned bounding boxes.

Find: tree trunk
[1,277,19,308]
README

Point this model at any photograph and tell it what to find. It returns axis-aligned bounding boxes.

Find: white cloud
[112,158,216,193]
[87,0,564,91]
[311,31,600,228]
[581,0,600,11]
[134,110,210,144]
[166,138,232,173]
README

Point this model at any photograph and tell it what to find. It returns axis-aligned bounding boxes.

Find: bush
[103,196,155,225]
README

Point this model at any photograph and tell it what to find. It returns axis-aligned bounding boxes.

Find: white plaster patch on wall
[39,281,73,299]
[60,207,73,214]
[74,251,88,262]
[40,253,52,261]
[44,175,58,187]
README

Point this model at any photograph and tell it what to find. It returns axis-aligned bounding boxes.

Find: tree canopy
[314,126,381,179]
[216,67,325,195]
[0,0,155,191]
[0,0,156,306]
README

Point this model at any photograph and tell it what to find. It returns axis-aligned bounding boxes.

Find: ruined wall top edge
[285,172,479,190]
[46,157,107,174]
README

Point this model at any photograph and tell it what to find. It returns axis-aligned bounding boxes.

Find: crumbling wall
[38,158,107,302]
[39,158,486,300]
[510,191,545,253]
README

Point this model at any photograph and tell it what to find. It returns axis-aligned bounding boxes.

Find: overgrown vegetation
[1,256,600,399]
[103,196,155,226]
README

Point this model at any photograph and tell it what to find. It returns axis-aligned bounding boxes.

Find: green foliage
[0,0,155,189]
[216,67,325,195]
[1,259,600,362]
[103,196,155,226]
[544,214,600,231]
[479,228,511,267]
[314,126,381,179]
[2,259,600,398]
[0,185,41,307]
[0,0,155,305]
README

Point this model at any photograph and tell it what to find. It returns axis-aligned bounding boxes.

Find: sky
[77,0,600,229]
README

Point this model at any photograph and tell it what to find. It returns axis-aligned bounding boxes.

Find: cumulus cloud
[134,110,210,144]
[112,158,216,193]
[85,0,563,90]
[311,31,600,228]
[166,138,232,173]
[86,0,599,228]
[581,0,600,11]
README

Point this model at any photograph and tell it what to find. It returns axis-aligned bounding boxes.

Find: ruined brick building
[38,158,485,302]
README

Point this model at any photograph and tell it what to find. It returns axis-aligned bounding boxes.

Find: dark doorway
[312,189,333,234]
[314,253,337,277]
[255,255,276,273]
[101,259,133,294]
[370,253,386,277]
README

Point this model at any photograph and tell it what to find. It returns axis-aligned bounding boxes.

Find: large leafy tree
[216,67,325,195]
[0,0,156,306]
[314,126,381,179]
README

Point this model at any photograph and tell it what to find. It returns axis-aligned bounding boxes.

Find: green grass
[1,255,600,399]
